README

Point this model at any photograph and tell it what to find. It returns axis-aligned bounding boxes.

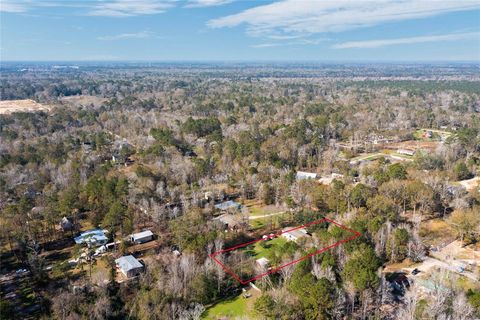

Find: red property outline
[209,218,361,284]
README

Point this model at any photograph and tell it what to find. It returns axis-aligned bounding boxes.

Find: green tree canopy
[342,243,381,291]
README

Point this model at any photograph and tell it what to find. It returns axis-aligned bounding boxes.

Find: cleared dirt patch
[0,99,51,114]
[60,95,106,107]
[419,219,455,247]
[457,176,480,191]
[383,140,441,152]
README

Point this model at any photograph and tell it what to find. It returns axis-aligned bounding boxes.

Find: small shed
[115,255,144,278]
[131,230,154,244]
[397,149,416,156]
[60,217,73,231]
[256,257,270,270]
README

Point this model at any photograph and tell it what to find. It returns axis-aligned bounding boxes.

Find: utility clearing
[0,99,52,114]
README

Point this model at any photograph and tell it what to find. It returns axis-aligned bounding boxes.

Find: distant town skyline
[1,0,480,61]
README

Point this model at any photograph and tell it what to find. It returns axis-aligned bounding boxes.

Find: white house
[397,149,416,156]
[131,230,154,244]
[296,171,317,180]
[115,255,144,278]
[282,227,310,242]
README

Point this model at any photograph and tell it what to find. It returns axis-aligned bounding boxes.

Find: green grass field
[202,289,260,319]
[249,215,286,231]
[350,153,383,162]
[202,294,248,319]
[391,152,414,159]
[248,207,265,217]
[252,237,288,258]
[413,129,451,141]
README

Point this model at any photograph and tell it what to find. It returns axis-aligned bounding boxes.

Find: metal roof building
[296,171,317,180]
[74,229,108,247]
[131,230,154,244]
[282,227,310,242]
[115,255,144,278]
[214,200,241,211]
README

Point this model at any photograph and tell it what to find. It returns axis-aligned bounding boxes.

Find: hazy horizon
[1,0,479,61]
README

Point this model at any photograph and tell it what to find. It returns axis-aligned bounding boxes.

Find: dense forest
[0,63,479,320]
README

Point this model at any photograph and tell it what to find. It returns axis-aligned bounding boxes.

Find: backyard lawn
[243,199,286,217]
[249,214,289,231]
[202,288,259,319]
[252,237,288,258]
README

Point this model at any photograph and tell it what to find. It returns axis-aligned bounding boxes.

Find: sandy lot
[0,99,52,114]
[458,176,480,191]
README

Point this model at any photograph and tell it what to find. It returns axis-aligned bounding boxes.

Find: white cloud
[1,1,174,16]
[208,0,480,38]
[186,0,233,8]
[333,32,480,48]
[88,0,173,17]
[0,1,29,13]
[97,31,154,40]
[251,43,281,48]
[252,37,330,48]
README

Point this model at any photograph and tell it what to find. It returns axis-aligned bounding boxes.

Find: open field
[243,199,286,217]
[202,287,260,320]
[383,140,441,152]
[419,219,455,247]
[249,214,288,230]
[59,95,106,107]
[350,151,413,164]
[349,152,384,163]
[413,128,452,141]
[0,99,52,114]
[249,236,288,259]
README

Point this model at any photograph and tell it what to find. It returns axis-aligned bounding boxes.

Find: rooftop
[132,230,153,240]
[213,213,241,227]
[282,227,309,240]
[115,255,143,272]
[74,229,108,245]
[296,171,317,180]
[215,200,241,210]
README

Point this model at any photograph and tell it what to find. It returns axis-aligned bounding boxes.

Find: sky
[1,0,480,61]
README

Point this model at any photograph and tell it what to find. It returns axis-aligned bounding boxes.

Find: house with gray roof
[282,227,310,242]
[115,255,144,278]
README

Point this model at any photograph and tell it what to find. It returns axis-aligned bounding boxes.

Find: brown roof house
[213,213,245,231]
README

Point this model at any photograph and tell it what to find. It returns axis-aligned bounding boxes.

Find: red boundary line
[209,217,361,284]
